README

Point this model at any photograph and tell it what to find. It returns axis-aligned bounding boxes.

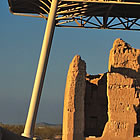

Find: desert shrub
[34,126,62,139]
[0,124,24,135]
[0,124,62,139]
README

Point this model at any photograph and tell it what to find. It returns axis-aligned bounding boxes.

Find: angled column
[21,0,58,138]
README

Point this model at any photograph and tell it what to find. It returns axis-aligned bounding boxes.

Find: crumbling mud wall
[62,55,86,140]
[85,74,108,137]
[62,38,140,140]
[103,39,140,139]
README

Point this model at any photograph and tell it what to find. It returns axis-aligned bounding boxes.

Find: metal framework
[56,2,140,30]
[9,0,140,31]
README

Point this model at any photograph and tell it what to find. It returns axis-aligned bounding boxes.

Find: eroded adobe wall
[103,39,140,139]
[63,38,140,140]
[62,55,86,140]
[84,74,108,137]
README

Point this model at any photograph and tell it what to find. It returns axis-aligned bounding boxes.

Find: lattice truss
[56,1,140,30]
[57,16,140,30]
[8,0,140,30]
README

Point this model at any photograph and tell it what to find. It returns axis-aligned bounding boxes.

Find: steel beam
[21,0,58,138]
[61,0,140,5]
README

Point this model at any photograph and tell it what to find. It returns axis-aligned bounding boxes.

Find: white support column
[21,0,58,138]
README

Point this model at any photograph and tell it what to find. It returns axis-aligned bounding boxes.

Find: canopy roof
[8,0,140,30]
[8,0,51,14]
[8,0,140,18]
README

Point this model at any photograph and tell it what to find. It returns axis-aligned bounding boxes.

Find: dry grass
[0,124,62,140]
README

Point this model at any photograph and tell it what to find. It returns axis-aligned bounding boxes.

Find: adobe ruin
[62,38,140,140]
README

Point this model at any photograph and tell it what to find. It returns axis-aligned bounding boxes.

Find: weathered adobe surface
[62,55,86,140]
[101,39,140,140]
[62,38,140,140]
[85,73,108,137]
[87,39,140,140]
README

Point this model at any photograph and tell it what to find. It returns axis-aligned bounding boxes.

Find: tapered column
[62,55,86,140]
[21,0,58,138]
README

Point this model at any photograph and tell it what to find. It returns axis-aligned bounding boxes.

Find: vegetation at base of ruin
[0,123,62,140]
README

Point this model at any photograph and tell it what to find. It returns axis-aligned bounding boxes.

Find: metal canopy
[8,0,140,16]
[56,2,140,30]
[8,0,140,30]
[8,0,51,14]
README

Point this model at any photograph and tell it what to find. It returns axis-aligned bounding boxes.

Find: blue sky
[1,0,140,124]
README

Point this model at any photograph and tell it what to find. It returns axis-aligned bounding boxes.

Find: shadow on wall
[84,73,108,137]
[110,55,140,137]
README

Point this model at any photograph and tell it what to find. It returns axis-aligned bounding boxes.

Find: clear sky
[1,0,140,125]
